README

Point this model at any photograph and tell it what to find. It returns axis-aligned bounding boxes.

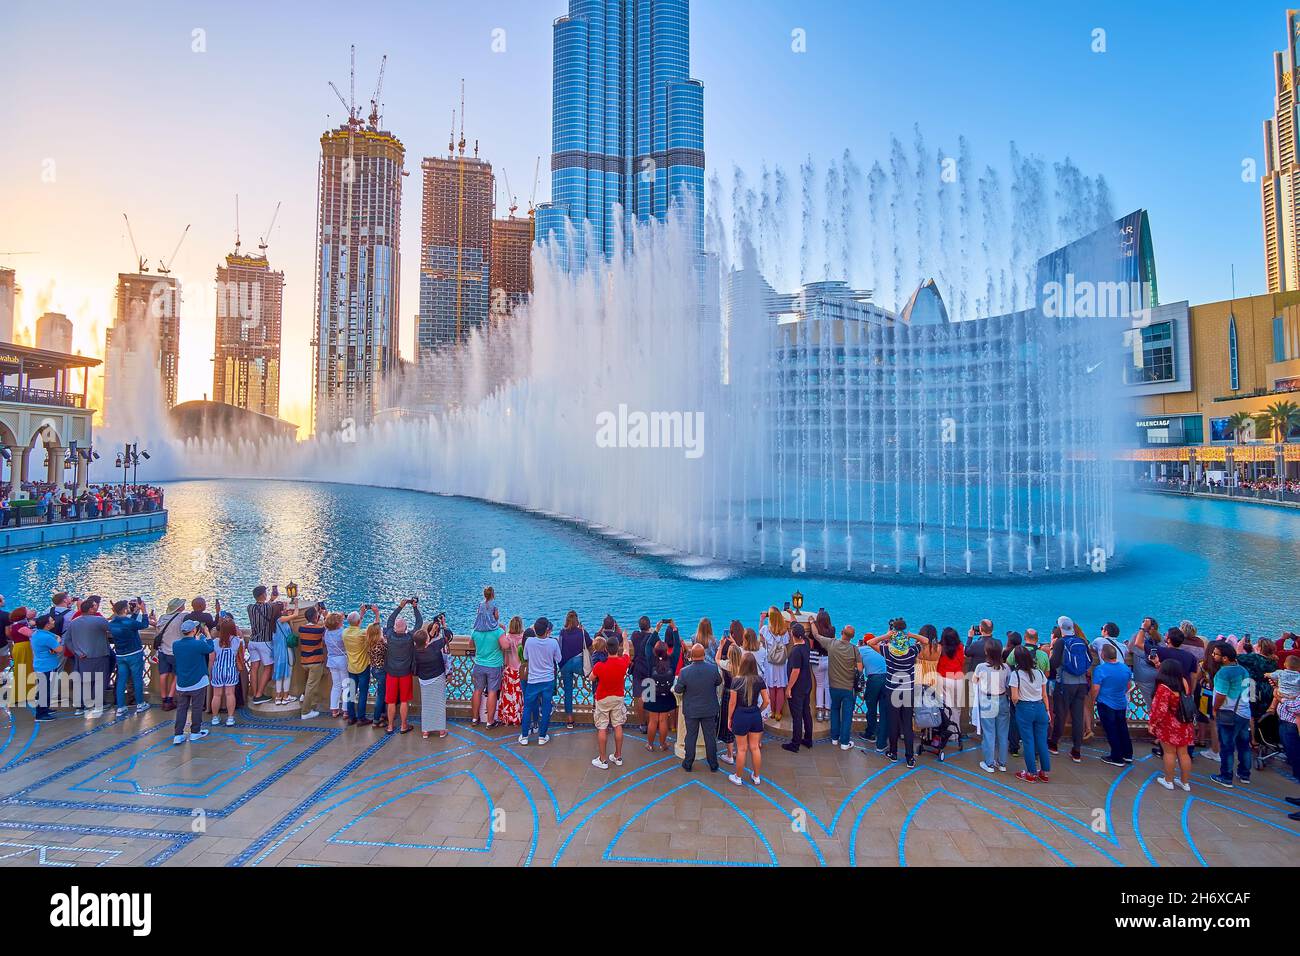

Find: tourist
[1149,659,1194,791]
[809,621,864,750]
[629,615,657,731]
[246,586,283,704]
[1267,658,1300,782]
[1091,642,1134,767]
[1239,638,1281,712]
[298,605,328,720]
[47,591,75,636]
[1009,645,1051,783]
[1021,628,1050,673]
[466,596,505,728]
[557,611,592,729]
[343,605,379,726]
[153,598,187,711]
[171,619,213,745]
[519,616,560,745]
[1210,643,1253,788]
[716,641,743,766]
[728,652,769,787]
[63,598,112,717]
[935,626,966,728]
[674,643,722,773]
[917,623,942,691]
[498,616,525,727]
[366,619,388,727]
[384,598,422,734]
[1090,622,1127,666]
[691,618,717,661]
[323,612,348,718]
[5,605,34,707]
[643,638,677,752]
[30,613,62,722]
[781,621,814,753]
[185,596,219,632]
[742,627,769,716]
[415,615,452,739]
[810,609,834,722]
[595,614,624,655]
[1047,616,1096,763]
[209,617,244,727]
[760,607,789,721]
[590,635,630,768]
[271,611,296,706]
[864,619,930,767]
[973,638,1010,773]
[109,598,153,717]
[857,633,889,753]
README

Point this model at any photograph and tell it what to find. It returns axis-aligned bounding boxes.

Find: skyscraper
[1262,10,1300,293]
[0,267,15,343]
[490,214,534,318]
[106,271,180,411]
[312,72,405,435]
[535,0,705,263]
[214,249,284,419]
[36,311,73,353]
[416,146,494,357]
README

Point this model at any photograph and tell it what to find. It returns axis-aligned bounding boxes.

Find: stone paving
[0,706,1295,867]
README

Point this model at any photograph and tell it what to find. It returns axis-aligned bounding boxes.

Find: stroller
[1252,711,1285,772]
[914,684,960,762]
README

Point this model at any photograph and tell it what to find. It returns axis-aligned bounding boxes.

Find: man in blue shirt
[109,599,154,717]
[172,619,214,744]
[857,634,890,753]
[519,617,562,746]
[1090,642,1133,767]
[1211,643,1253,787]
[29,613,62,722]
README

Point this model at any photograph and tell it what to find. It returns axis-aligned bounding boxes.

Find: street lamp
[791,590,804,614]
[285,581,299,604]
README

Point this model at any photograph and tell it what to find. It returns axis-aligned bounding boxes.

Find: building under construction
[106,271,180,411]
[311,49,405,436]
[213,249,284,419]
[490,214,533,319]
[417,143,494,358]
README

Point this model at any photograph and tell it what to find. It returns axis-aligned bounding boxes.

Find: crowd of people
[1,586,1297,815]
[0,483,164,526]
[1139,473,1300,497]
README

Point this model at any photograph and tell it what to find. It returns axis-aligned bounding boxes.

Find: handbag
[767,633,788,666]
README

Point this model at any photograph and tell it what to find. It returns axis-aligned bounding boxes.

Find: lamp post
[285,581,299,605]
[791,590,804,615]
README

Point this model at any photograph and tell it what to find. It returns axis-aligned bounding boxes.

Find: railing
[1136,482,1300,505]
[0,384,85,409]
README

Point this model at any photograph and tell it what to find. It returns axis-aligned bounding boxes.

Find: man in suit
[673,643,722,773]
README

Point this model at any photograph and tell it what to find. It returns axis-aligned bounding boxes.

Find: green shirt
[472,627,505,668]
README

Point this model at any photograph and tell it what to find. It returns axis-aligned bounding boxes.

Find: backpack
[652,654,675,696]
[1061,636,1090,676]
[767,634,788,666]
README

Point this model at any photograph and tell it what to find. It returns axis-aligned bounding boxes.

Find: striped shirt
[298,624,326,665]
[883,640,921,691]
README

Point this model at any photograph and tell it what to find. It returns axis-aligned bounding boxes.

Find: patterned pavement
[0,706,1295,867]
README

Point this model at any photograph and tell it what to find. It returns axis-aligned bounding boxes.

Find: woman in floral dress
[496,616,525,726]
[1149,659,1194,791]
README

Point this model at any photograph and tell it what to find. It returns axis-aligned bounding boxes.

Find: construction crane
[122,213,148,273]
[528,155,541,218]
[157,224,190,275]
[233,194,242,255]
[501,168,518,218]
[0,251,35,256]
[367,54,386,129]
[258,201,282,256]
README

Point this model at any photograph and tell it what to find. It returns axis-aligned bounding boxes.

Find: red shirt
[936,647,965,677]
[592,655,629,701]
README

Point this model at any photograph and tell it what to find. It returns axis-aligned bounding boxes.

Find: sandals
[422,732,431,739]
[400,725,413,734]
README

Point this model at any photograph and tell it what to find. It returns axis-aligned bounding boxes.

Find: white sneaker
[189,729,209,742]
[728,773,743,786]
[719,753,735,765]
[1200,750,1220,761]
[1156,776,1174,790]
[591,756,609,769]
[211,716,220,726]
[980,761,996,774]
[225,717,235,727]
[998,764,1008,772]
[115,707,127,718]
[301,710,320,720]
[752,776,762,786]
[840,742,853,751]
[518,735,530,746]
[1176,778,1191,792]
[135,702,151,714]
[538,735,550,745]
[608,753,623,767]
[86,709,104,719]
[172,734,186,745]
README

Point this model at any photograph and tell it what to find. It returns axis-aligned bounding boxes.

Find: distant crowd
[0,483,164,526]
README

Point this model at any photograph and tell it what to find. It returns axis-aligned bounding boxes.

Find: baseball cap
[1057,615,1075,636]
[180,619,199,635]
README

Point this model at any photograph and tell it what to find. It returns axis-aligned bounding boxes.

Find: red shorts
[384,673,413,704]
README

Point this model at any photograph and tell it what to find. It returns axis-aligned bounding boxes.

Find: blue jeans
[347,669,369,720]
[861,674,888,749]
[1216,711,1252,780]
[370,670,387,721]
[829,686,855,746]
[521,680,556,739]
[1096,700,1132,762]
[1015,699,1050,774]
[979,697,1010,767]
[559,655,585,715]
[1279,719,1300,782]
[115,652,145,708]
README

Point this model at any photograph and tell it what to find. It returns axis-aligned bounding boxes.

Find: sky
[0,0,1288,432]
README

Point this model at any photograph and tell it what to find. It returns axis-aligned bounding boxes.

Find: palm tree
[1226,410,1253,444]
[1262,399,1300,443]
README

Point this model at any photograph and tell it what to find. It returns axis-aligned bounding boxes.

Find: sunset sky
[0,0,1284,433]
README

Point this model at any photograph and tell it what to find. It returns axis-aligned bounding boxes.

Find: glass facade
[1123,320,1175,384]
[537,0,705,263]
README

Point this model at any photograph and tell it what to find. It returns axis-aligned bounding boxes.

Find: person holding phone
[864,620,931,768]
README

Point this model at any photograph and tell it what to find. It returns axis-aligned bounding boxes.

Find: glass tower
[536,0,704,264]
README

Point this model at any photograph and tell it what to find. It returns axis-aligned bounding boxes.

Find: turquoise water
[1,479,1296,639]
